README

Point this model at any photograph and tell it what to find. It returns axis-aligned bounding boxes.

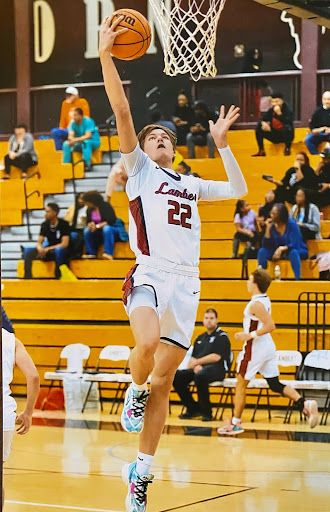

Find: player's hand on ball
[234,332,251,342]
[209,105,240,148]
[99,15,128,54]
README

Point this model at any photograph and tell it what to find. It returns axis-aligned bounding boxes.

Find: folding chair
[82,345,131,413]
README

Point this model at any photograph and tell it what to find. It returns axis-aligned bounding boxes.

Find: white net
[148,0,227,81]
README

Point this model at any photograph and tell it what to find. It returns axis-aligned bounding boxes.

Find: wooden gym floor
[4,402,330,512]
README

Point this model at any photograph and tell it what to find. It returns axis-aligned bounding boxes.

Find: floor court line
[5,501,123,512]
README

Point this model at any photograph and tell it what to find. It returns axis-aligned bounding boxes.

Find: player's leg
[217,373,248,435]
[122,342,185,512]
[257,247,274,270]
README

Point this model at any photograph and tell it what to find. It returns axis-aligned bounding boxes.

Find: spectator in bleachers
[3,124,38,179]
[172,91,195,145]
[265,152,318,204]
[62,108,101,170]
[257,203,308,280]
[290,189,321,242]
[82,191,128,260]
[105,158,128,201]
[314,146,330,208]
[173,308,231,421]
[256,190,275,237]
[64,193,87,259]
[51,87,90,151]
[23,203,70,279]
[186,101,216,158]
[150,110,176,134]
[305,91,330,155]
[232,200,258,258]
[252,92,294,156]
[175,161,200,178]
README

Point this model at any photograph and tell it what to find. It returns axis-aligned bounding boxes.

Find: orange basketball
[110,9,151,61]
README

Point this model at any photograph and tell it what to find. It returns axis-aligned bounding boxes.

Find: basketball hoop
[148,0,227,81]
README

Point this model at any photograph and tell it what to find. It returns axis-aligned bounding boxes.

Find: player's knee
[266,377,285,395]
[136,339,158,360]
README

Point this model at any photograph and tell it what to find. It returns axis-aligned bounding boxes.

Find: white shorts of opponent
[3,430,14,462]
[237,337,279,381]
[123,255,200,350]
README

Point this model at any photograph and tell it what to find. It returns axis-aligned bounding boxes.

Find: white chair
[82,345,131,413]
[43,343,90,410]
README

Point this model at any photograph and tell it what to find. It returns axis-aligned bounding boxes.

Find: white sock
[132,381,148,393]
[136,452,153,475]
[232,416,241,425]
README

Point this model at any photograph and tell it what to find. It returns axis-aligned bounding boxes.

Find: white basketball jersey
[122,144,245,268]
[2,328,17,431]
[243,294,274,343]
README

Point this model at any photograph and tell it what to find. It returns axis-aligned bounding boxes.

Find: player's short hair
[204,308,218,318]
[251,268,272,293]
[138,124,177,151]
[46,202,59,214]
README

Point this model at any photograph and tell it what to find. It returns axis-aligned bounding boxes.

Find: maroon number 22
[168,200,192,229]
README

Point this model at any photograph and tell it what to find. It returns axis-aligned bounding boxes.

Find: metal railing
[23,170,41,240]
[297,291,330,353]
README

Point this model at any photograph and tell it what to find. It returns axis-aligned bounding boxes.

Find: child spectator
[232,200,258,258]
[290,188,321,242]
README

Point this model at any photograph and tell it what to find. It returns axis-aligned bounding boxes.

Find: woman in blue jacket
[257,203,308,280]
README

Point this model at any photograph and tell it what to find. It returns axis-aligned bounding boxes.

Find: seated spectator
[252,92,294,156]
[173,308,231,421]
[172,91,195,145]
[186,101,216,159]
[314,146,330,208]
[23,203,70,279]
[290,189,321,242]
[305,90,330,155]
[105,158,128,201]
[51,86,90,151]
[265,152,318,204]
[3,124,38,179]
[175,160,200,178]
[232,200,258,258]
[150,110,176,133]
[256,190,275,236]
[82,191,128,260]
[62,108,101,170]
[64,193,87,259]
[258,203,308,280]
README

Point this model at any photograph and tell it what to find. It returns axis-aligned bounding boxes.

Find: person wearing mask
[23,203,70,279]
[257,203,308,280]
[186,101,216,158]
[265,152,318,204]
[82,190,128,260]
[173,91,195,145]
[64,193,88,259]
[252,92,294,156]
[305,91,330,155]
[232,200,258,258]
[3,124,38,179]
[314,146,330,208]
[290,189,321,242]
[62,108,101,170]
[51,86,90,151]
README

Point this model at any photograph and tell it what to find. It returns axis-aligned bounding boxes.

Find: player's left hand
[234,332,251,342]
[209,105,240,148]
[15,411,32,435]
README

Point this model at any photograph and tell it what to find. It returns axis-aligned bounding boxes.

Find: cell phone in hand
[262,175,273,182]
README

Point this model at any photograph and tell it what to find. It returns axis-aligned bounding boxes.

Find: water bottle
[274,265,281,281]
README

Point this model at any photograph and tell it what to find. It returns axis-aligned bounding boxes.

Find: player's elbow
[268,321,276,333]
[114,103,131,121]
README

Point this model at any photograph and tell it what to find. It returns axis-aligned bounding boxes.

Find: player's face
[144,129,175,165]
[203,313,218,330]
[247,274,255,293]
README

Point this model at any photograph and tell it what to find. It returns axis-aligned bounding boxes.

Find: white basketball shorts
[122,258,200,350]
[3,430,14,462]
[237,337,279,381]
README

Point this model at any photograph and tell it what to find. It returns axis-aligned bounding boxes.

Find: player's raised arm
[198,106,248,201]
[99,16,137,154]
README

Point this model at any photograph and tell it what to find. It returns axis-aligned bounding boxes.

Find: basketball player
[217,268,319,435]
[99,16,247,512]
[2,328,40,505]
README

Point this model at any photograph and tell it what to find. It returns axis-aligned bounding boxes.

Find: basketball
[110,9,151,61]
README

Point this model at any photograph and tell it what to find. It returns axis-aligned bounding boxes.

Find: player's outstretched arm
[199,106,247,201]
[15,338,40,434]
[99,16,137,154]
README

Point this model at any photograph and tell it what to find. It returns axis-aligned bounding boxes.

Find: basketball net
[148,0,227,81]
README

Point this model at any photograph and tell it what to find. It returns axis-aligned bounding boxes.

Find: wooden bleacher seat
[72,148,102,165]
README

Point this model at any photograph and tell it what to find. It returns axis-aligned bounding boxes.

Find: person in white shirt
[2,328,40,505]
[98,15,247,512]
[217,269,319,436]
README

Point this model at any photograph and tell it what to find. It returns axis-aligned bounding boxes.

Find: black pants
[4,153,36,175]
[173,364,224,416]
[232,231,258,258]
[255,121,294,150]
[24,248,68,279]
